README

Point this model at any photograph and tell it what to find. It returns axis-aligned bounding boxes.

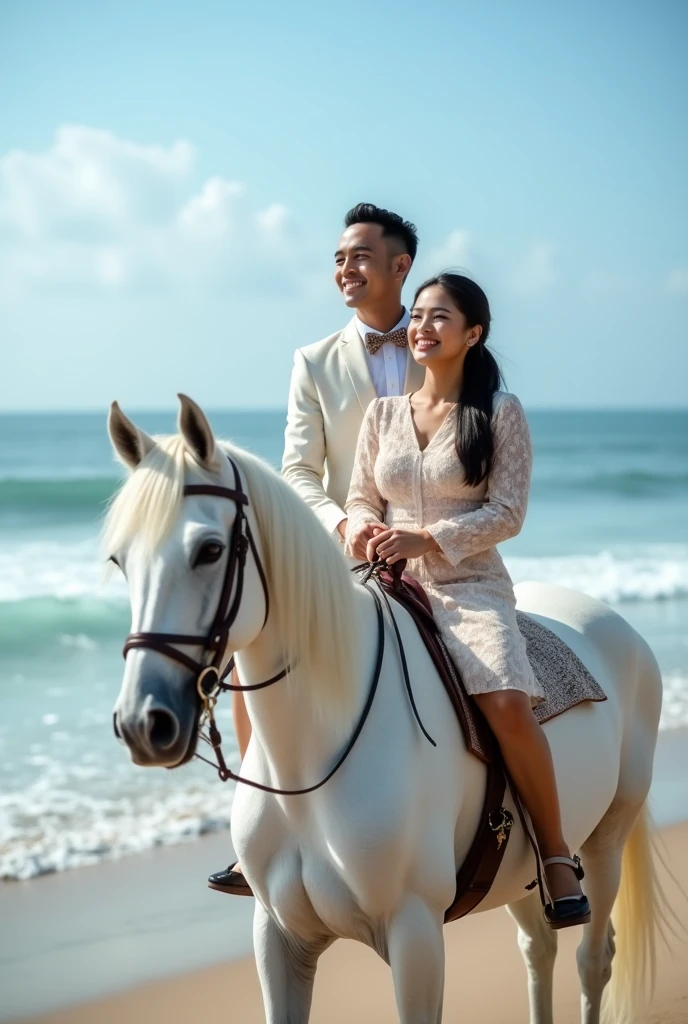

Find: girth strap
[444,765,512,922]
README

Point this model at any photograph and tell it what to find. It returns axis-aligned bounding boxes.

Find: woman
[345,272,590,929]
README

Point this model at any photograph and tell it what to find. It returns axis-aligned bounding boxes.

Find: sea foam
[2,537,688,607]
[0,756,236,881]
[506,548,688,604]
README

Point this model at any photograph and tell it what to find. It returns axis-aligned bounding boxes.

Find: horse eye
[194,542,224,567]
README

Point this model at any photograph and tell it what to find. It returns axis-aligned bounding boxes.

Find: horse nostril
[113,712,122,740]
[146,708,180,751]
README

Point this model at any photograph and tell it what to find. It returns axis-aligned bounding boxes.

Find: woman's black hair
[413,273,503,486]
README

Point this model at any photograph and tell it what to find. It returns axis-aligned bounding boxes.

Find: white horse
[105,394,665,1024]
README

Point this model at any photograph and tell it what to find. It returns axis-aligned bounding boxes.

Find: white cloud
[667,267,688,294]
[507,242,557,294]
[177,177,245,237]
[0,125,194,240]
[256,203,289,233]
[0,126,297,299]
[422,228,472,274]
[416,229,560,300]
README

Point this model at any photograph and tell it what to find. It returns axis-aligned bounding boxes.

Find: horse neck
[235,593,369,786]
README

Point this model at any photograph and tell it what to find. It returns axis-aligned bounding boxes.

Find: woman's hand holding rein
[367,527,440,565]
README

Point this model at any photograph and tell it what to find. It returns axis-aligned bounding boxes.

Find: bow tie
[364,327,409,356]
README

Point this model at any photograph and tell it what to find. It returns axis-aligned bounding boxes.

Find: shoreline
[0,831,254,1022]
[11,822,688,1024]
[2,726,687,1021]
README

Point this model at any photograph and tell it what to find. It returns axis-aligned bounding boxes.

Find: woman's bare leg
[474,690,584,903]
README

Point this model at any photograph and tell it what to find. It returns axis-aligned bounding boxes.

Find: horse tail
[602,802,673,1024]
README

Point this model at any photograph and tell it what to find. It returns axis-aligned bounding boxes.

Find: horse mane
[103,436,358,722]
[103,434,213,556]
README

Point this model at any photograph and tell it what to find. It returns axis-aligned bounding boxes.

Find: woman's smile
[414,337,440,353]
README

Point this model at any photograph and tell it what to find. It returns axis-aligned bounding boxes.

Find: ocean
[1,409,687,882]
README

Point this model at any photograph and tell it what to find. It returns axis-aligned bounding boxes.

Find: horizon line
[1,404,687,416]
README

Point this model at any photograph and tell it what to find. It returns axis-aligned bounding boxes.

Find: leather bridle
[121,456,288,772]
[120,454,435,791]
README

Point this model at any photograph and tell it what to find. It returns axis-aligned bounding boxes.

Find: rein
[121,456,435,791]
[193,561,435,793]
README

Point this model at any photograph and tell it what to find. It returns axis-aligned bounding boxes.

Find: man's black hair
[344,203,418,262]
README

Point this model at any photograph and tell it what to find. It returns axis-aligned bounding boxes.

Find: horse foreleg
[507,891,558,1024]
[253,901,332,1024]
[387,895,445,1024]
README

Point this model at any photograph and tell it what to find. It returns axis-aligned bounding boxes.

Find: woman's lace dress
[345,391,544,703]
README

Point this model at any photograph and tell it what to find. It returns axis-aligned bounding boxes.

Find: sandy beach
[6,819,686,1024]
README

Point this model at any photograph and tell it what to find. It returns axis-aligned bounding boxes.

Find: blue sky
[1,0,686,410]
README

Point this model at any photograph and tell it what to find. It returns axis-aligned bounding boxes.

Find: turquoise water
[1,409,687,880]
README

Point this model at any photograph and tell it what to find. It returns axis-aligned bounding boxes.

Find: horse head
[105,394,268,768]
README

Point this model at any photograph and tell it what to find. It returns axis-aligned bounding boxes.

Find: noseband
[122,456,288,772]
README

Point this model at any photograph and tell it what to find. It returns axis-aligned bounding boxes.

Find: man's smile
[342,279,366,293]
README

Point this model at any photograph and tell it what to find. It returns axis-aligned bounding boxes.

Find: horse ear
[177,393,216,468]
[108,401,156,470]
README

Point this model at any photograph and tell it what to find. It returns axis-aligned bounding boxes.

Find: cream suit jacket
[282,317,425,533]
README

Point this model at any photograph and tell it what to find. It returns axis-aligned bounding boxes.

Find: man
[208,203,422,895]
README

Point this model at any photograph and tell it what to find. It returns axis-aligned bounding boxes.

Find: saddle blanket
[519,612,607,726]
[433,610,607,763]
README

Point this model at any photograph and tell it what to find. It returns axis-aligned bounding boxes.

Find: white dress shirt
[355,309,410,398]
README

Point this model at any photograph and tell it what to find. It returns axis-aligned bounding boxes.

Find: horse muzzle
[113,687,198,767]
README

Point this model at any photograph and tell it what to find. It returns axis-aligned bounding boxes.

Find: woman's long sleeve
[425,394,532,566]
[344,400,386,550]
